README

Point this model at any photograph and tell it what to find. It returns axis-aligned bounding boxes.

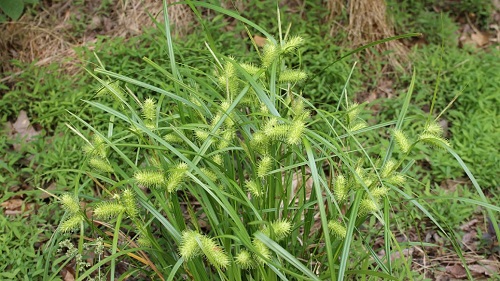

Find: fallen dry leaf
[61,267,75,281]
[471,32,489,47]
[1,198,24,210]
[40,182,58,199]
[469,263,498,276]
[253,35,267,47]
[460,219,478,231]
[6,110,41,151]
[446,264,467,278]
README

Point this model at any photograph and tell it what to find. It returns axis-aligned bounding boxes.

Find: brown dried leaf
[446,264,467,278]
[1,198,24,210]
[469,264,498,276]
[40,182,58,199]
[61,267,75,281]
[253,35,267,47]
[471,32,489,47]
[460,219,478,231]
[461,231,477,250]
[7,110,41,151]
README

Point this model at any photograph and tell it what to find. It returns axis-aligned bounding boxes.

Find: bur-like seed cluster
[235,249,254,269]
[246,180,262,197]
[93,202,126,220]
[278,69,307,83]
[281,36,304,54]
[122,188,138,218]
[134,170,166,189]
[257,155,272,178]
[328,220,347,239]
[418,133,450,148]
[89,158,114,173]
[358,199,379,216]
[59,194,84,232]
[142,98,157,121]
[252,239,271,264]
[179,230,230,269]
[333,174,348,202]
[262,41,280,68]
[381,159,397,178]
[59,214,84,233]
[61,194,80,214]
[166,163,188,193]
[267,219,292,241]
[393,129,411,154]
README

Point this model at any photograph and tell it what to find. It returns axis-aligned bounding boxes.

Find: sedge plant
[48,2,499,280]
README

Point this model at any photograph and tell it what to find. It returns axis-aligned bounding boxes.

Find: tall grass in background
[46,2,499,280]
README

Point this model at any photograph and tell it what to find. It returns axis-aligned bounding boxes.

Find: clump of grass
[48,3,499,280]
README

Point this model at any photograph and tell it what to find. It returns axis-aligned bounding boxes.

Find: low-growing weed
[46,3,499,280]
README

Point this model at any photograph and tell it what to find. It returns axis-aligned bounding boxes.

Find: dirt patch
[0,0,173,82]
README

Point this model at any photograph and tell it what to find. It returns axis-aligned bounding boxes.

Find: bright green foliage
[1,0,497,280]
[47,5,491,276]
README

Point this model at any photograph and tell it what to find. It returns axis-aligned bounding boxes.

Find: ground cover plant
[0,0,499,280]
[44,2,499,280]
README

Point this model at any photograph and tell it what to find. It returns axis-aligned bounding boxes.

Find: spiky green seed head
[381,159,397,178]
[370,186,390,198]
[253,239,271,263]
[195,129,210,142]
[251,131,269,150]
[270,219,292,241]
[166,163,188,193]
[349,121,367,132]
[212,154,223,166]
[328,220,347,239]
[142,98,156,121]
[424,121,444,136]
[163,133,183,144]
[60,193,80,214]
[137,234,152,248]
[354,166,366,186]
[287,120,305,145]
[418,133,450,149]
[262,41,280,68]
[89,158,114,173]
[220,100,231,112]
[292,99,305,116]
[85,135,107,158]
[359,199,379,216]
[257,155,272,178]
[217,129,235,150]
[393,129,411,154]
[59,214,84,233]
[96,81,125,102]
[282,36,304,54]
[179,230,202,260]
[246,180,262,197]
[235,250,254,269]
[386,173,406,185]
[210,112,223,130]
[240,62,261,76]
[200,167,218,183]
[333,174,348,202]
[200,236,230,269]
[263,118,279,137]
[347,103,361,125]
[278,69,307,83]
[260,103,269,114]
[122,189,138,218]
[93,202,126,220]
[134,170,166,189]
[223,58,236,79]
